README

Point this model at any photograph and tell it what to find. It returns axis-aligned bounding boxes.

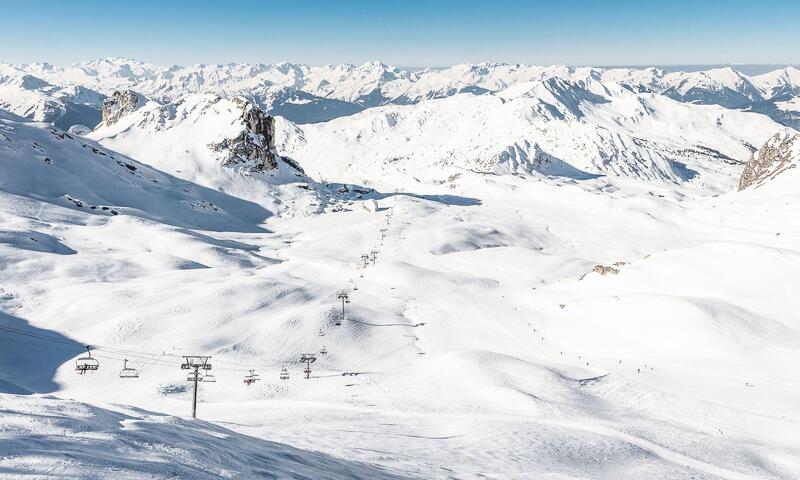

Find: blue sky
[3,0,799,67]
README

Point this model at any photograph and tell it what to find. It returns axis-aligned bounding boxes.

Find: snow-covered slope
[2,58,800,479]
[0,393,403,479]
[0,109,268,231]
[0,65,104,130]
[281,78,780,192]
[661,67,763,108]
[88,94,327,216]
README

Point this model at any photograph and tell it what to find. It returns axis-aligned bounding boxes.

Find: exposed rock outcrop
[739,132,799,190]
[593,264,620,275]
[578,262,626,280]
[209,99,287,173]
[101,90,144,126]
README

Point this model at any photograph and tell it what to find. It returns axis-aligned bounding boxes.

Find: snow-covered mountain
[6,58,800,128]
[282,77,780,192]
[87,93,331,216]
[0,64,104,129]
[2,57,800,479]
[0,109,269,231]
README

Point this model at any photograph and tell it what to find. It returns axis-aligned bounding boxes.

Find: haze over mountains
[1,55,799,479]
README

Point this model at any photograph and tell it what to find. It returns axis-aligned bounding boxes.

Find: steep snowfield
[88,94,326,216]
[0,110,268,231]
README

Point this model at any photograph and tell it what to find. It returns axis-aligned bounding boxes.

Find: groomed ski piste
[1,72,800,479]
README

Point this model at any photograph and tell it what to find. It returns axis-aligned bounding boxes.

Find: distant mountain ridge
[3,58,800,128]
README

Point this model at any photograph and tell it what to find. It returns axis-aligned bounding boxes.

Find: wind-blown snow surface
[2,64,800,478]
[0,394,403,479]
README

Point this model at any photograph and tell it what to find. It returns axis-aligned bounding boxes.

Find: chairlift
[318,328,325,336]
[119,358,139,378]
[203,374,217,383]
[243,369,260,385]
[303,367,312,378]
[279,367,289,380]
[75,346,100,374]
[320,346,327,355]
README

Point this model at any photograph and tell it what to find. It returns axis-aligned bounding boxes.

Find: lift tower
[181,355,212,418]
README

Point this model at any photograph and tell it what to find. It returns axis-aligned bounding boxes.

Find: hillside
[1,56,800,479]
[281,78,780,192]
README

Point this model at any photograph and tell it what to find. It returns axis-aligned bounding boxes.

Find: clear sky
[3,0,799,67]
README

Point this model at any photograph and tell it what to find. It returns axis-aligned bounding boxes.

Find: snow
[279,80,779,193]
[5,58,800,128]
[1,60,800,479]
[0,393,403,479]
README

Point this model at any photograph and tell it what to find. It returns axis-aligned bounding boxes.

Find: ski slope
[1,64,800,478]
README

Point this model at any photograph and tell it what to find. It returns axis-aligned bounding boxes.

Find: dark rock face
[209,100,285,172]
[101,90,142,126]
[739,132,799,190]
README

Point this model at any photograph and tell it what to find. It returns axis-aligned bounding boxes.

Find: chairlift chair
[187,371,203,382]
[320,346,327,355]
[243,369,260,385]
[75,346,100,374]
[203,374,216,383]
[119,359,139,378]
[279,367,290,380]
[318,328,325,336]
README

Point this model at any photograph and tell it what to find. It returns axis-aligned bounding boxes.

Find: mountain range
[2,57,800,479]
[3,58,800,128]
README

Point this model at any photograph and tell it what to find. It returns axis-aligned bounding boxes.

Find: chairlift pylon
[75,346,99,374]
[119,358,139,378]
[300,353,316,379]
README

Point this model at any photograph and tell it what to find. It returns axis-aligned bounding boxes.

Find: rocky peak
[209,99,284,172]
[101,90,143,126]
[738,131,800,190]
